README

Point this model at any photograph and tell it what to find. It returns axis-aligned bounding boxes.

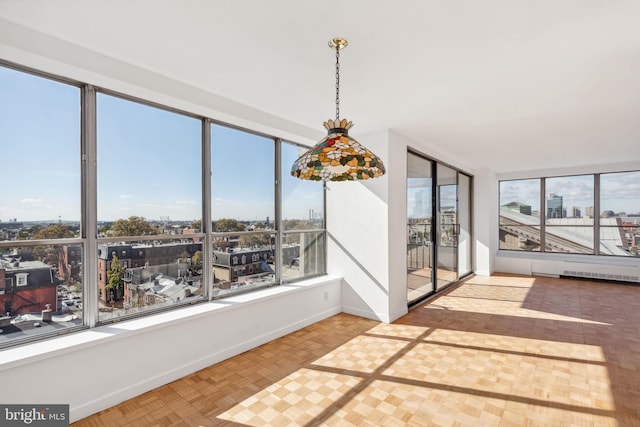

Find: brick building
[58,244,82,284]
[0,255,60,316]
[123,261,200,308]
[97,241,201,303]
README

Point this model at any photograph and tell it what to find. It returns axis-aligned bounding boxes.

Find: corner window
[0,60,327,348]
[500,172,640,256]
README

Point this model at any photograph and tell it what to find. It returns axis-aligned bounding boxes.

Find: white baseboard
[341,305,388,323]
[71,306,341,422]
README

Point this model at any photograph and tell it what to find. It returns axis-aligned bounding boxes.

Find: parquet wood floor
[74,274,640,426]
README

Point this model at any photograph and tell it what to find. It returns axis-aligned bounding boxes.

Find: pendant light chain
[290,37,386,181]
[335,45,340,121]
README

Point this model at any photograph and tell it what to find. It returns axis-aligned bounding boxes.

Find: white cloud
[214,198,233,203]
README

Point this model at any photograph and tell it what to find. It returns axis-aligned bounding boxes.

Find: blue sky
[1,66,322,223]
[0,66,81,222]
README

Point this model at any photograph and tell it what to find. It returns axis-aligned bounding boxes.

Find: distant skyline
[500,173,640,215]
[1,66,322,223]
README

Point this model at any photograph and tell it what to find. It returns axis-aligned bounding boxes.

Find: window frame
[0,59,327,348]
[499,171,640,257]
[0,61,87,347]
[279,140,327,283]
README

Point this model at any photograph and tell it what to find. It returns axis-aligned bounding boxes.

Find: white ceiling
[1,0,639,174]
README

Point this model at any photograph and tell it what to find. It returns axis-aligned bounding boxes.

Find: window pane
[211,125,274,225]
[545,226,593,253]
[499,226,541,251]
[97,239,203,323]
[212,232,275,297]
[545,175,594,224]
[282,142,324,230]
[0,66,80,237]
[97,94,202,236]
[0,244,83,347]
[499,179,540,226]
[499,180,541,251]
[600,171,640,216]
[600,225,639,256]
[282,231,326,282]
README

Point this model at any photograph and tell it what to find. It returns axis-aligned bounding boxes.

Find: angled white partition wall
[327,130,480,323]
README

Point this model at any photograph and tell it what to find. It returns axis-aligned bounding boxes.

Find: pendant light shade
[291,118,386,181]
[291,38,386,182]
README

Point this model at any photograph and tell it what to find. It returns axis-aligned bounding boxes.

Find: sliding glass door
[407,151,472,305]
[458,173,472,277]
[436,164,458,289]
[406,153,435,303]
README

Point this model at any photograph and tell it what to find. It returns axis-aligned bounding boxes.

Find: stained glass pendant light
[291,38,386,181]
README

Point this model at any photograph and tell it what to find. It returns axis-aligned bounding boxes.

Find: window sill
[0,274,342,371]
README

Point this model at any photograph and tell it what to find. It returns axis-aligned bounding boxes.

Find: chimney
[0,268,5,287]
[42,304,53,323]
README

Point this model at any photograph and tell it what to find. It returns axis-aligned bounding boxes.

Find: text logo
[0,405,69,426]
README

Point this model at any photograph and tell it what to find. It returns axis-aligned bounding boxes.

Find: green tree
[17,224,42,239]
[98,223,112,235]
[105,255,125,301]
[112,216,157,237]
[239,234,272,248]
[28,224,44,235]
[191,220,202,231]
[212,218,245,232]
[282,219,316,230]
[31,224,76,267]
[191,250,203,271]
[282,219,301,230]
[33,224,75,239]
[212,239,231,251]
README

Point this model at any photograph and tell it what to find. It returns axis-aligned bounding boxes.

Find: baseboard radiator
[531,261,640,284]
[561,261,640,283]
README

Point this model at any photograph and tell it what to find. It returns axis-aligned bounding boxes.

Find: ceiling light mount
[328,38,348,50]
[290,37,386,182]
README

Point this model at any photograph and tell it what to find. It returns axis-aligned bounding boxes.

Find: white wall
[387,131,411,321]
[326,130,394,321]
[0,279,342,422]
[474,169,498,275]
[327,129,482,323]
